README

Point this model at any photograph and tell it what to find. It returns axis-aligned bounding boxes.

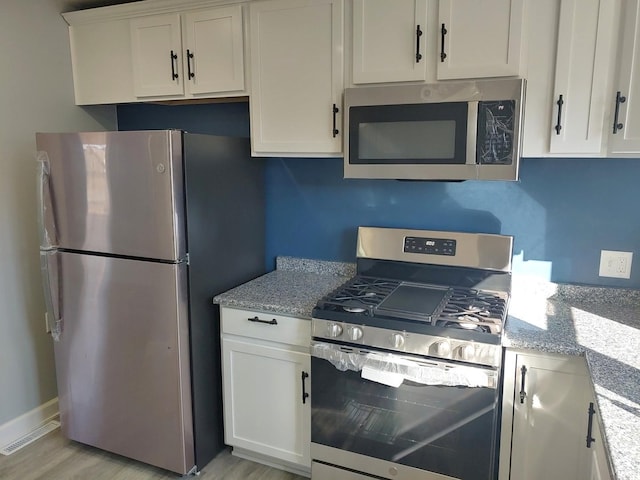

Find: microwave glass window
[348,102,468,165]
[359,121,456,160]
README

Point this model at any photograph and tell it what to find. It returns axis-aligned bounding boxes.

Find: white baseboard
[0,398,59,449]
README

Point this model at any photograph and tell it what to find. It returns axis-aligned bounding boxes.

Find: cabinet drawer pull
[247,316,278,325]
[415,25,423,63]
[187,49,195,79]
[170,50,178,80]
[440,23,448,62]
[332,104,340,137]
[586,402,596,448]
[519,365,527,404]
[301,371,309,404]
[613,91,627,134]
[554,94,564,135]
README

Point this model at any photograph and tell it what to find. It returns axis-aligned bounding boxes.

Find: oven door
[310,341,500,480]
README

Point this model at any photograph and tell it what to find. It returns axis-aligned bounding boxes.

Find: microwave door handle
[41,250,62,340]
[466,101,479,165]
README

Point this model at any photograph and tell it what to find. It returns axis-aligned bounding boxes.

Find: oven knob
[391,333,405,349]
[458,344,476,362]
[327,323,343,338]
[433,341,451,357]
[348,326,364,341]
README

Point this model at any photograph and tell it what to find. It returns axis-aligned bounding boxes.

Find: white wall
[0,0,116,427]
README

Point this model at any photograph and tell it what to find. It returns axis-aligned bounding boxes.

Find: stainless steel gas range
[310,227,513,480]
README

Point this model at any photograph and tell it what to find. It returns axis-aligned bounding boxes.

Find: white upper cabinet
[351,0,427,84]
[130,5,245,99]
[66,17,136,105]
[183,6,245,95]
[131,14,185,97]
[609,0,640,154]
[548,0,617,155]
[249,0,344,156]
[437,0,524,80]
[64,2,246,105]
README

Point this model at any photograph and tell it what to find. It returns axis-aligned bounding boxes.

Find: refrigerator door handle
[40,250,62,341]
[36,151,57,249]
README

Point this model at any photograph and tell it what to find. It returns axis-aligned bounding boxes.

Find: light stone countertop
[214,259,639,480]
[213,256,355,318]
[504,277,640,480]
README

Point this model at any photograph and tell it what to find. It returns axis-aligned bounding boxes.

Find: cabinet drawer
[221,307,311,347]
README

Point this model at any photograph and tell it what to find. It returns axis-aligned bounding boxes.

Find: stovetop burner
[312,227,512,366]
[313,275,507,335]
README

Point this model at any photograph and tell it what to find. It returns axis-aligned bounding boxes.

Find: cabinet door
[222,337,311,468]
[610,0,640,154]
[130,13,184,97]
[249,0,344,156]
[352,0,427,84]
[549,0,617,154]
[437,0,523,80]
[68,19,135,105]
[588,403,613,480]
[508,353,592,480]
[183,5,245,96]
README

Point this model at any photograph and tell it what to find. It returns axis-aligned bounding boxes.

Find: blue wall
[117,102,640,288]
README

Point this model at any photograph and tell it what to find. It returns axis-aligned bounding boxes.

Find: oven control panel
[311,318,500,367]
[404,237,456,256]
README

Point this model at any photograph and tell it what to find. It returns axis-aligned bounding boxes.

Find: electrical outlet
[599,250,633,279]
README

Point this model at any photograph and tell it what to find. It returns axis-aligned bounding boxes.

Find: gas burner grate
[314,276,508,336]
[315,276,400,315]
[435,287,507,334]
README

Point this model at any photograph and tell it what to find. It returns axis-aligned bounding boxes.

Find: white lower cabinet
[587,401,613,480]
[220,307,311,475]
[499,350,612,480]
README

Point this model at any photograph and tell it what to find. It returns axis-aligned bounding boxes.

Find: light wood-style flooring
[0,428,306,480]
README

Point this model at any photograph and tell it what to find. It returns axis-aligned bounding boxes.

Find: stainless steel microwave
[343,78,526,181]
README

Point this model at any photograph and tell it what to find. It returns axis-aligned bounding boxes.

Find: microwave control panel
[476,100,515,165]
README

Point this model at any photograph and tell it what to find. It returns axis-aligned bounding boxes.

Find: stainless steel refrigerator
[36,130,264,474]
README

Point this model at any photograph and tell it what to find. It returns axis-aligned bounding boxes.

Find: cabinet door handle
[586,402,596,448]
[301,371,309,404]
[519,365,527,404]
[247,316,278,325]
[332,104,340,137]
[187,49,195,79]
[554,94,564,135]
[170,50,179,80]
[415,25,423,63]
[440,23,448,62]
[613,91,627,134]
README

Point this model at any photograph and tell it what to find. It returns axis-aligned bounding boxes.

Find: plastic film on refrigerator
[36,151,57,250]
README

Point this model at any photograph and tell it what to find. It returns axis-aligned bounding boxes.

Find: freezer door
[52,251,194,474]
[35,130,185,261]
